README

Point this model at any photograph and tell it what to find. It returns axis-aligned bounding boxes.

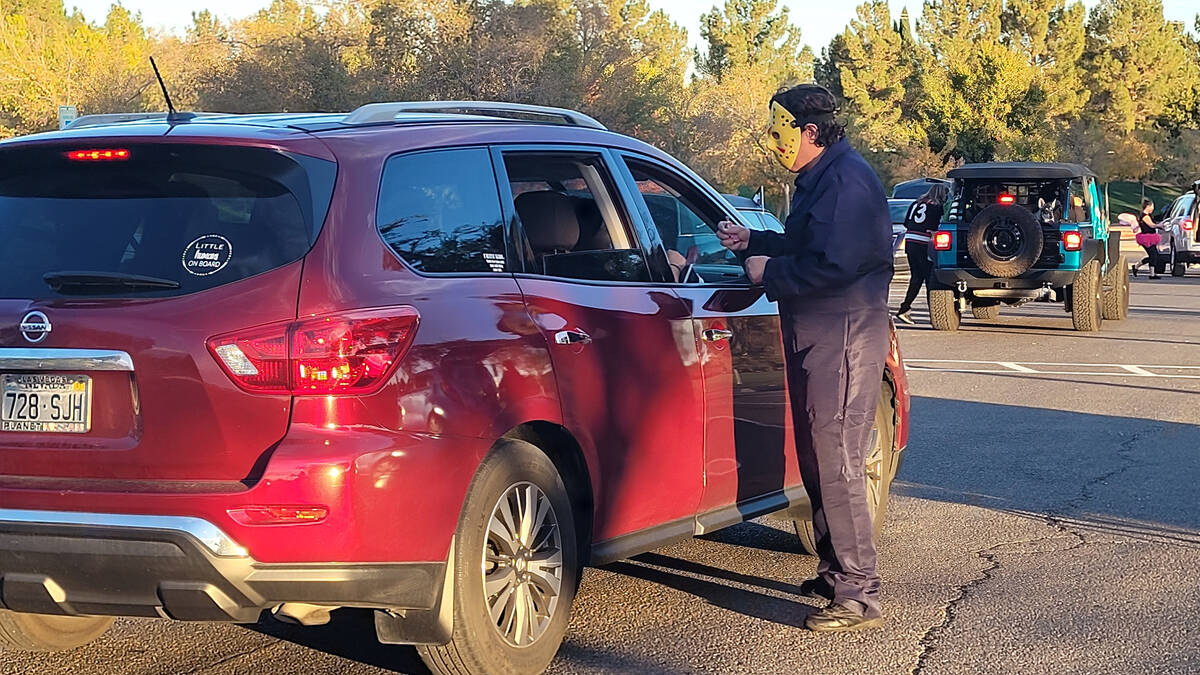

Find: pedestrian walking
[1136,199,1163,279]
[895,184,949,324]
[717,84,893,632]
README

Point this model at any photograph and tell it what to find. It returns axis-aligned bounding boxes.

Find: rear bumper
[0,509,446,637]
[933,268,1077,289]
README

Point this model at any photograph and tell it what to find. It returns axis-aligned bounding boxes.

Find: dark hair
[920,184,949,205]
[1142,198,1154,211]
[770,84,845,148]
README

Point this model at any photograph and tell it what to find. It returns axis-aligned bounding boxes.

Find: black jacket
[747,139,893,312]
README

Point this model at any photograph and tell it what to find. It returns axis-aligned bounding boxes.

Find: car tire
[794,383,897,556]
[927,289,960,331]
[1169,242,1185,277]
[0,611,114,652]
[971,303,1000,320]
[1102,255,1130,321]
[1071,259,1103,332]
[417,439,579,675]
[965,204,1044,278]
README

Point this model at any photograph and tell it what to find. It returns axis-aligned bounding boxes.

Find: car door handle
[701,328,734,342]
[554,330,592,345]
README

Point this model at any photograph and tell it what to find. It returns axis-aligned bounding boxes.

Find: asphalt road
[5,270,1199,675]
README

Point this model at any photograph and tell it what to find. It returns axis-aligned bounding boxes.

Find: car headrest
[515,191,580,253]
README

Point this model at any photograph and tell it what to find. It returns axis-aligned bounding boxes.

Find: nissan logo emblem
[19,311,52,344]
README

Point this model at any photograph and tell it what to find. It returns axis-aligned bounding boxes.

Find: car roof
[722,194,764,211]
[948,162,1094,180]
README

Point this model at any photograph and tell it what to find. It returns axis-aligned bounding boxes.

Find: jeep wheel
[1102,255,1130,321]
[794,383,897,556]
[1071,259,1103,332]
[418,440,579,675]
[965,204,1044,278]
[0,611,113,652]
[971,303,1000,321]
[928,289,960,331]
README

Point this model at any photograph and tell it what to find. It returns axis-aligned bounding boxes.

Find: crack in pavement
[911,431,1147,674]
[177,641,280,675]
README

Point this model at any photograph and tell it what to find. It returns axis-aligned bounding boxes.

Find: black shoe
[798,577,834,601]
[805,602,883,633]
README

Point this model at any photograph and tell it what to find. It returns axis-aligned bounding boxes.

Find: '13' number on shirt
[910,202,928,224]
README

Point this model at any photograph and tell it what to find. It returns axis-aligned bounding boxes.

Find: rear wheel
[971,303,1000,320]
[794,383,897,556]
[418,440,578,675]
[1102,255,1130,320]
[0,611,113,652]
[1071,259,1103,332]
[928,289,960,331]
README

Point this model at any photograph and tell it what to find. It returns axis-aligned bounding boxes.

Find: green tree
[696,0,810,83]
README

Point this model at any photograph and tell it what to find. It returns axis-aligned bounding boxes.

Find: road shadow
[698,519,804,554]
[898,396,1200,535]
[246,609,430,674]
[601,559,817,630]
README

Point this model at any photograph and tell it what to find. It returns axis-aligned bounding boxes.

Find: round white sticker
[181,234,233,276]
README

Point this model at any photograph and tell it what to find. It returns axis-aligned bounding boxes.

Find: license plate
[1,374,92,433]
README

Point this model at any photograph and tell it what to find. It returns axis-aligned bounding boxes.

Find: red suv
[0,102,909,674]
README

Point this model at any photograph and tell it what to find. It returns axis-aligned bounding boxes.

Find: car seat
[513,191,581,273]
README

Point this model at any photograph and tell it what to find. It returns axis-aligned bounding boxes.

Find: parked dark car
[0,102,910,674]
[892,176,950,199]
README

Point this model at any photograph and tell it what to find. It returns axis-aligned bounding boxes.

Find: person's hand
[745,256,769,285]
[717,220,750,251]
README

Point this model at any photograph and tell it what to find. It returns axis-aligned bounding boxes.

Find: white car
[1159,181,1199,277]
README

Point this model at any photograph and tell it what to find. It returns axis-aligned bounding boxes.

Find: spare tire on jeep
[966,204,1044,278]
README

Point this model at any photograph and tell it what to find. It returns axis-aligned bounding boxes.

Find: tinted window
[888,201,912,224]
[625,161,736,267]
[503,152,648,283]
[0,144,333,300]
[377,148,506,274]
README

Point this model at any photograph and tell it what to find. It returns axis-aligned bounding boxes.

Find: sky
[69,1,1197,54]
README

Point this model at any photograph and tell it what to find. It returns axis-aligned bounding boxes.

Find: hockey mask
[767,101,803,171]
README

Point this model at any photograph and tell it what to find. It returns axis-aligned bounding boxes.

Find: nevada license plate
[1,374,92,433]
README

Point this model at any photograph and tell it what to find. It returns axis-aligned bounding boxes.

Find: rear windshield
[0,143,335,299]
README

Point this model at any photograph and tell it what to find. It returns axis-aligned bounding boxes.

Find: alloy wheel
[482,482,564,647]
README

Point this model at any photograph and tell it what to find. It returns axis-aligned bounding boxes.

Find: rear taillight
[228,505,329,526]
[998,193,1015,205]
[1185,219,1194,232]
[933,231,953,251]
[1062,231,1083,251]
[208,307,419,395]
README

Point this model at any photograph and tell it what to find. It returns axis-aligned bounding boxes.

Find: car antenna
[149,57,194,124]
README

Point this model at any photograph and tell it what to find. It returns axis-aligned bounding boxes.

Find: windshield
[0,143,334,299]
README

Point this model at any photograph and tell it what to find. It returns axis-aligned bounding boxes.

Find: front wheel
[1102,255,1130,320]
[0,611,113,652]
[418,440,578,675]
[794,383,897,555]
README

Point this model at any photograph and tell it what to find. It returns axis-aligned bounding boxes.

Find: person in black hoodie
[895,184,949,324]
[717,84,893,633]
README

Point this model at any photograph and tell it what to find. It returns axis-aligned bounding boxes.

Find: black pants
[1142,244,1162,273]
[781,305,889,617]
[898,241,931,313]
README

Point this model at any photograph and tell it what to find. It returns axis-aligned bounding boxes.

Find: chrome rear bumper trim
[0,348,134,372]
[0,508,247,558]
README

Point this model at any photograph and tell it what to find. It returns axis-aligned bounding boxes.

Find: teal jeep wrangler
[928,162,1129,332]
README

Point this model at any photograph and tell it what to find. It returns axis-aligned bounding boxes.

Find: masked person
[717,84,893,632]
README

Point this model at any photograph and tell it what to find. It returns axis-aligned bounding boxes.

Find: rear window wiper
[43,271,182,293]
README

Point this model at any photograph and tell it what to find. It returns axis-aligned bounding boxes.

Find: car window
[377,148,507,274]
[0,143,333,300]
[758,211,786,233]
[502,151,649,283]
[622,159,737,270]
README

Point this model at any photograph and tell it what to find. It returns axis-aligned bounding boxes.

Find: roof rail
[65,112,220,130]
[343,101,607,130]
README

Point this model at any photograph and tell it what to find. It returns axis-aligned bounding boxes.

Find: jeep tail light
[998,193,1015,205]
[66,148,130,161]
[933,231,953,251]
[208,307,419,395]
[1062,231,1083,251]
[228,505,329,526]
